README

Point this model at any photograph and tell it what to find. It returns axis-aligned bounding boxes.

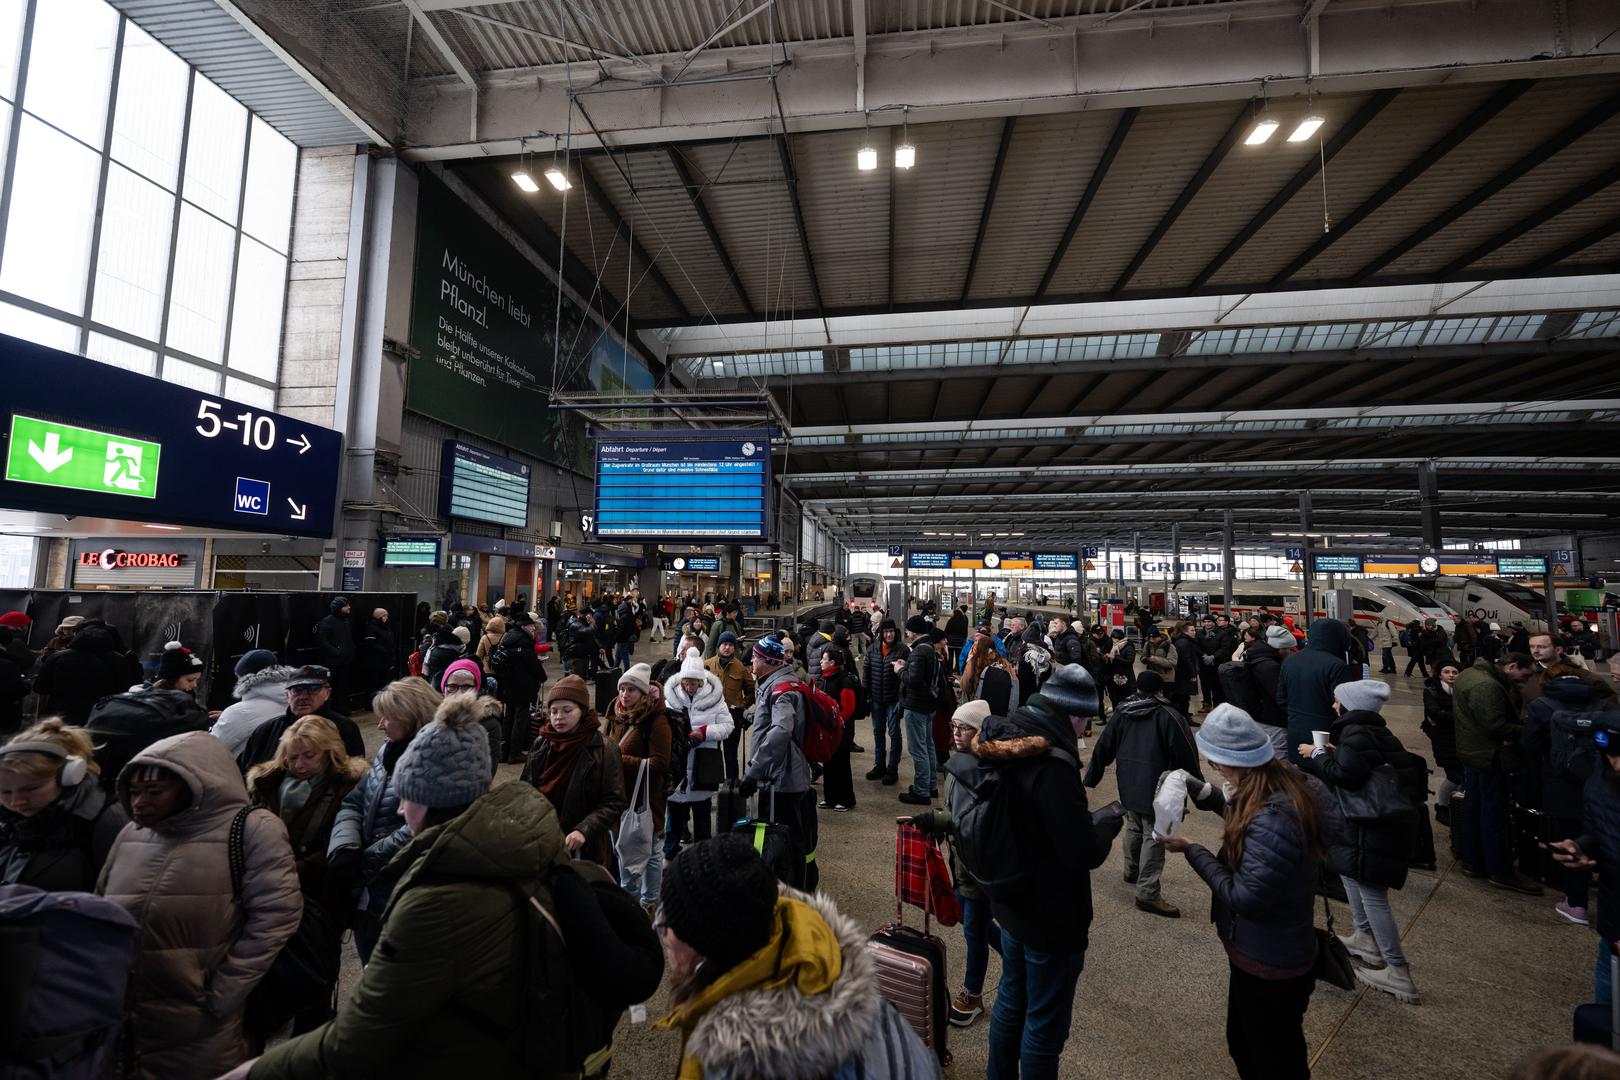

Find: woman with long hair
[960,634,1016,715]
[522,674,627,869]
[1158,703,1340,1080]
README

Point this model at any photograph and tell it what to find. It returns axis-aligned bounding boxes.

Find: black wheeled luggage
[1573,947,1619,1050]
[594,668,623,714]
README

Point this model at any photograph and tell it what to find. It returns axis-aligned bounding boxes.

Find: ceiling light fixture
[1244,119,1279,146]
[1288,116,1325,142]
[857,112,877,170]
[544,166,571,191]
[143,523,183,531]
[894,105,915,169]
[511,172,540,193]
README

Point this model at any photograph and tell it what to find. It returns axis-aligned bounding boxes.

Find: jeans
[614,641,634,670]
[664,798,711,859]
[871,701,902,769]
[1380,646,1396,673]
[960,893,1003,995]
[902,708,935,796]
[1342,876,1405,966]
[1123,810,1165,900]
[1462,764,1513,879]
[987,931,1087,1080]
[618,828,663,905]
[1225,963,1313,1080]
[649,616,666,642]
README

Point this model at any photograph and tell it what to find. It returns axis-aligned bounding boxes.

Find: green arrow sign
[5,415,160,499]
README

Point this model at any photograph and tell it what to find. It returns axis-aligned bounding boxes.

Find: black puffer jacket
[1242,640,1287,729]
[1575,766,1620,942]
[899,637,939,714]
[1170,635,1200,696]
[495,627,545,710]
[32,621,143,724]
[314,599,355,669]
[1523,677,1614,821]
[1421,678,1461,770]
[1048,628,1086,668]
[0,779,127,891]
[862,635,908,708]
[1082,693,1202,814]
[1301,709,1426,889]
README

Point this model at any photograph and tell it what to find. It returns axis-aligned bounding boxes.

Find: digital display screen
[1496,556,1549,576]
[595,436,770,541]
[1311,554,1365,574]
[907,551,951,569]
[381,536,442,568]
[662,555,722,572]
[1033,553,1079,570]
[440,440,530,528]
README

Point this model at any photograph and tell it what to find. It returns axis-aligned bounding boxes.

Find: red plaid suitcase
[867,826,951,1065]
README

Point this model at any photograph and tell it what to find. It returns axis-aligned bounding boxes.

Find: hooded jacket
[663,668,735,804]
[97,732,302,1080]
[33,620,143,724]
[0,775,127,892]
[1241,639,1288,729]
[1453,659,1523,771]
[1300,709,1425,889]
[976,702,1109,953]
[521,725,628,869]
[1082,693,1202,815]
[314,599,355,670]
[1523,677,1614,820]
[899,634,942,714]
[494,626,545,709]
[746,664,812,794]
[253,783,635,1080]
[1574,766,1620,942]
[355,616,396,691]
[210,665,299,756]
[1420,676,1461,770]
[659,886,937,1080]
[423,627,466,687]
[1275,620,1355,760]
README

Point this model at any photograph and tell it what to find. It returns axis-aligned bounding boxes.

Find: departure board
[595,435,770,541]
[440,440,530,528]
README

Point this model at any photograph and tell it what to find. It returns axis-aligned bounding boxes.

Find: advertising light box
[0,335,341,537]
[595,435,770,541]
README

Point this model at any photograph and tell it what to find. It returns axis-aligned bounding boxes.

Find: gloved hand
[901,811,937,833]
[737,777,759,800]
[691,725,708,742]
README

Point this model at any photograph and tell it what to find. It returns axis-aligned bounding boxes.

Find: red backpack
[767,679,844,764]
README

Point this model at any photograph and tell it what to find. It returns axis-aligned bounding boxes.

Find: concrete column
[1418,460,1442,551]
[540,559,558,608]
[1300,492,1315,626]
[636,545,661,600]
[728,545,743,600]
[1222,510,1235,619]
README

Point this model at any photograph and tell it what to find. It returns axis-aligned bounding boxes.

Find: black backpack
[976,666,1014,717]
[946,744,1078,897]
[1217,661,1259,718]
[85,690,208,789]
[1549,707,1603,786]
[927,647,950,706]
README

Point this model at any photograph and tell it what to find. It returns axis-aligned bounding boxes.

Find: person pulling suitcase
[738,636,819,891]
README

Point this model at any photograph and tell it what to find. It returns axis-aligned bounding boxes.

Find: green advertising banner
[408,175,650,473]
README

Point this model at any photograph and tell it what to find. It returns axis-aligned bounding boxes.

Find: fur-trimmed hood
[663,667,726,714]
[676,885,936,1080]
[232,664,299,702]
[970,731,1053,762]
[436,690,504,726]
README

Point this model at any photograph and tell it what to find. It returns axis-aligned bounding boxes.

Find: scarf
[278,771,324,823]
[533,719,596,804]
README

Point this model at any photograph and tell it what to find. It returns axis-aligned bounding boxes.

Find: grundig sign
[78,549,184,569]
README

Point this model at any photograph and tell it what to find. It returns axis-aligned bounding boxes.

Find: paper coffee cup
[1311,730,1330,750]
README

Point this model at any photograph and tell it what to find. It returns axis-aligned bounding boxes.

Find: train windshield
[1382,583,1449,610]
[851,580,878,599]
[1484,579,1546,609]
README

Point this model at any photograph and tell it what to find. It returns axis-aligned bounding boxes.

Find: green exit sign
[5,415,160,499]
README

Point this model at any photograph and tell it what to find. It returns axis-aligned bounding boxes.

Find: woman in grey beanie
[1157,703,1340,1080]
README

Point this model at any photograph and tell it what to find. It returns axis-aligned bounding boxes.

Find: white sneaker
[1337,928,1383,967]
[1355,962,1420,1004]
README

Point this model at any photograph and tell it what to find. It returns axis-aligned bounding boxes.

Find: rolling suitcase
[1512,805,1562,887]
[713,779,747,835]
[867,826,950,1067]
[731,786,806,889]
[594,667,623,715]
[1573,947,1619,1049]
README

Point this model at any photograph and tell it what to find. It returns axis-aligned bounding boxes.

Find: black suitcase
[733,786,806,889]
[1512,805,1563,887]
[714,779,748,834]
[1447,790,1473,862]
[594,668,622,715]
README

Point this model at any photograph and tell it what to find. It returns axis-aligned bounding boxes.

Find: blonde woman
[476,615,507,675]
[0,718,128,891]
[328,677,441,963]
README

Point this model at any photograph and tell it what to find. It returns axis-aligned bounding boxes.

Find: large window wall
[0,0,296,409]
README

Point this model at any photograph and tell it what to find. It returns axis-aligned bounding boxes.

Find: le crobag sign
[78,549,185,569]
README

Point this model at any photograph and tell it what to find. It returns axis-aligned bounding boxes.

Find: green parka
[251,781,564,1080]
[1453,659,1524,771]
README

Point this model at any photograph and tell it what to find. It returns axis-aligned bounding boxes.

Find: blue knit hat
[752,635,785,666]
[718,630,738,646]
[1195,704,1276,768]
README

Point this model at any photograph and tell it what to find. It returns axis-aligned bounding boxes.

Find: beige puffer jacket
[97,731,302,1080]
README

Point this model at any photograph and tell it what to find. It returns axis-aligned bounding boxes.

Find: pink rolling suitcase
[866,826,951,1066]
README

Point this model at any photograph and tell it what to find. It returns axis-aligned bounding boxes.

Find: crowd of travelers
[0,589,1616,1080]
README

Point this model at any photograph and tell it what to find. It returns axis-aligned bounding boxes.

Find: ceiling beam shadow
[960,117,1016,306]
[1442,161,1620,276]
[1038,108,1137,300]
[664,147,756,317]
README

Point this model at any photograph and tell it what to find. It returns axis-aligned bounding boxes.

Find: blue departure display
[595,435,770,541]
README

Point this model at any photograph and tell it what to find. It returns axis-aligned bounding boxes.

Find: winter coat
[236,705,365,774]
[663,668,735,804]
[1300,710,1425,889]
[1522,662,1616,711]
[85,688,212,790]
[1241,640,1288,729]
[422,628,465,687]
[328,740,412,917]
[0,639,25,731]
[1048,627,1086,668]
[746,664,813,795]
[1082,693,1202,815]
[1201,626,1239,666]
[355,617,396,693]
[899,635,941,714]
[210,665,298,756]
[1170,634,1200,695]
[804,629,838,673]
[33,621,143,724]
[1102,639,1137,696]
[1575,766,1620,942]
[1186,773,1341,977]
[521,728,627,869]
[1453,659,1523,771]
[0,777,127,892]
[1143,639,1177,679]
[615,600,641,646]
[97,732,302,1080]
[1523,677,1614,821]
[862,637,908,708]
[1275,620,1355,758]
[976,702,1109,953]
[659,886,937,1080]
[249,765,360,900]
[606,701,673,832]
[945,611,970,646]
[705,652,757,711]
[314,603,355,670]
[494,627,545,711]
[253,783,647,1080]
[1420,678,1461,770]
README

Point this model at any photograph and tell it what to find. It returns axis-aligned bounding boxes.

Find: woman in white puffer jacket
[661,649,735,860]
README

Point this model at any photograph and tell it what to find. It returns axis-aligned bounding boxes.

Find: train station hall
[1,1,1619,1078]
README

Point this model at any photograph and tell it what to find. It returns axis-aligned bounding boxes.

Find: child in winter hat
[393,695,494,823]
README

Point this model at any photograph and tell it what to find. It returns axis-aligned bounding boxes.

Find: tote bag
[616,759,654,877]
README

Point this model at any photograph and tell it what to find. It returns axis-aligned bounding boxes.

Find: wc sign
[234,476,270,515]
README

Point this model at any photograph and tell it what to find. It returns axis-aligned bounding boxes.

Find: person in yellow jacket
[656,834,939,1079]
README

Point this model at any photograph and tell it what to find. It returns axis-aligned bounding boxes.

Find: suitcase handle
[893,823,933,936]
